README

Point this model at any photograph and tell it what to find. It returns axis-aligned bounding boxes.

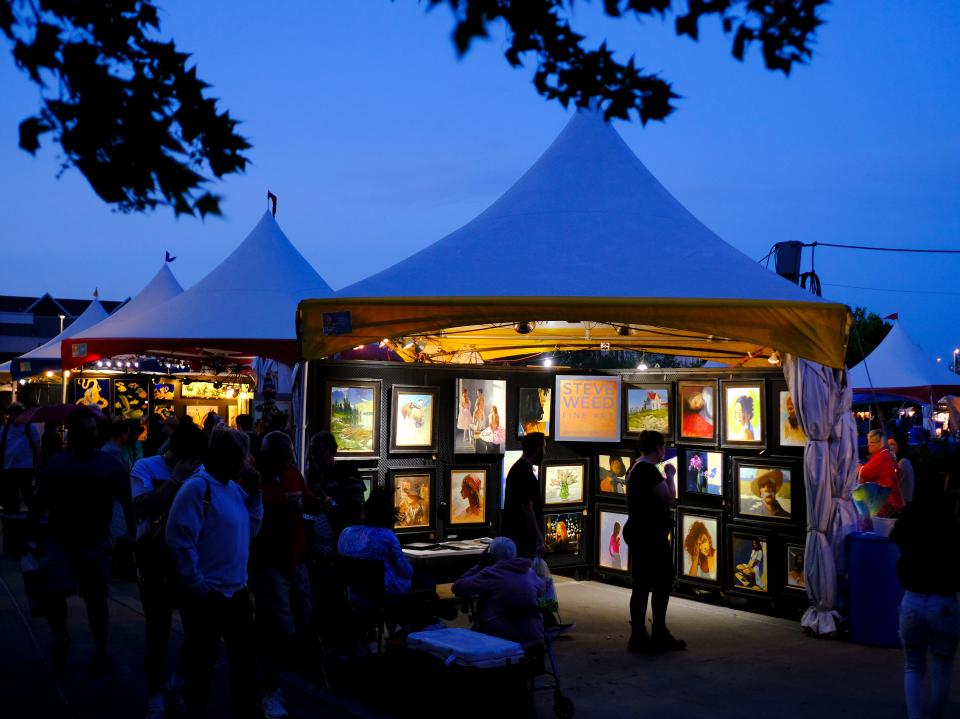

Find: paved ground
[2,548,957,719]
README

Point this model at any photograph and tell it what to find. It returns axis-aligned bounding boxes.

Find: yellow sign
[554,375,621,442]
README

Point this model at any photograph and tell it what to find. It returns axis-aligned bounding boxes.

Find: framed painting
[448,466,489,526]
[324,379,381,458]
[785,543,807,592]
[73,377,110,411]
[624,382,672,439]
[358,470,377,503]
[391,469,434,534]
[152,403,175,420]
[732,457,799,523]
[554,375,621,443]
[542,460,587,507]
[676,380,717,445]
[152,382,175,401]
[680,449,724,501]
[770,381,806,453]
[656,447,679,500]
[721,381,765,449]
[184,404,218,426]
[678,510,721,586]
[729,531,770,594]
[114,378,148,420]
[596,505,630,574]
[180,381,231,400]
[454,378,507,454]
[517,387,552,438]
[501,450,537,510]
[389,385,438,453]
[227,403,238,429]
[596,452,634,498]
[544,512,583,556]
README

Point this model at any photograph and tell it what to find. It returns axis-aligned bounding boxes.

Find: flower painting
[684,449,723,496]
[543,461,586,506]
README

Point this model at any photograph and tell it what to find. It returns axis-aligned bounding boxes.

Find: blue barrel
[846,531,903,647]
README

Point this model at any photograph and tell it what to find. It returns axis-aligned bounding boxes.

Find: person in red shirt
[859,429,904,515]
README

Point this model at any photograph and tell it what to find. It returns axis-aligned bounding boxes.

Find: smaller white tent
[849,321,960,403]
[62,211,333,368]
[8,298,108,380]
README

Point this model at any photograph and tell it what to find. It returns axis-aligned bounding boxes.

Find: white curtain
[783,355,859,635]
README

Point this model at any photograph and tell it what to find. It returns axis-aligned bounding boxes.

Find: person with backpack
[130,422,208,719]
[165,428,263,719]
[1,402,40,512]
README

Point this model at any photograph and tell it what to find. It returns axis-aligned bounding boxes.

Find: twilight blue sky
[1,2,958,359]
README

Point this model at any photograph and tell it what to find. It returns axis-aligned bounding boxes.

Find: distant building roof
[0,294,122,316]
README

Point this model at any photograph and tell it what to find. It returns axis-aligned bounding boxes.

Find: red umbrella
[13,403,104,425]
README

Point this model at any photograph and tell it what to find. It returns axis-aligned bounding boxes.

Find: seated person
[452,537,546,646]
[338,489,414,596]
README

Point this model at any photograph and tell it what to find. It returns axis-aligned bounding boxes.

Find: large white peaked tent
[8,298,108,379]
[63,211,333,368]
[849,321,960,403]
[300,110,850,367]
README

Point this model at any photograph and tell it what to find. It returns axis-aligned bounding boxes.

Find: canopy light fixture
[513,321,537,335]
[768,351,781,365]
[616,325,631,337]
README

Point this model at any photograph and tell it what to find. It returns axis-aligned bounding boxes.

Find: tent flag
[300,110,850,367]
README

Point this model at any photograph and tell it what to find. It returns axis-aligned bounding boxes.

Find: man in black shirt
[623,430,685,653]
[30,408,131,674]
[501,432,546,559]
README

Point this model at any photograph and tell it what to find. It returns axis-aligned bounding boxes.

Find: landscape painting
[326,380,380,457]
[625,383,671,437]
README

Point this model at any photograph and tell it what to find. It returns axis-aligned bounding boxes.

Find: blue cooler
[846,531,903,647]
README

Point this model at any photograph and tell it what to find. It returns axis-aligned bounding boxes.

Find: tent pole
[298,359,310,472]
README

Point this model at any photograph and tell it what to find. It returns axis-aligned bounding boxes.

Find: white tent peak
[339,108,826,303]
[15,298,108,362]
[74,261,184,340]
[849,320,960,400]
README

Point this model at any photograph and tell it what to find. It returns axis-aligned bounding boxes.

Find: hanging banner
[555,375,621,442]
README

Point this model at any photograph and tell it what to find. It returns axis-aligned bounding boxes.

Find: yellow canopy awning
[298,296,851,368]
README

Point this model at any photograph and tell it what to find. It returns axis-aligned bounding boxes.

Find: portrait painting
[152,382,175,401]
[325,380,380,457]
[114,379,148,420]
[656,447,679,499]
[680,513,719,582]
[543,461,586,506]
[683,449,723,496]
[779,390,806,447]
[786,544,806,591]
[737,463,793,521]
[393,472,431,531]
[517,387,551,438]
[73,377,110,410]
[625,383,671,437]
[184,405,218,426]
[732,535,768,592]
[501,450,537,510]
[390,385,438,452]
[449,468,488,525]
[722,382,764,447]
[455,378,507,454]
[597,453,633,496]
[677,381,716,442]
[597,508,630,572]
[544,512,582,555]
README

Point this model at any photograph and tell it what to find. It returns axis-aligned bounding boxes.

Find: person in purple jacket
[452,537,546,647]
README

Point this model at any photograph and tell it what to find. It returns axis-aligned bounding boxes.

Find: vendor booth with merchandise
[297,110,855,634]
